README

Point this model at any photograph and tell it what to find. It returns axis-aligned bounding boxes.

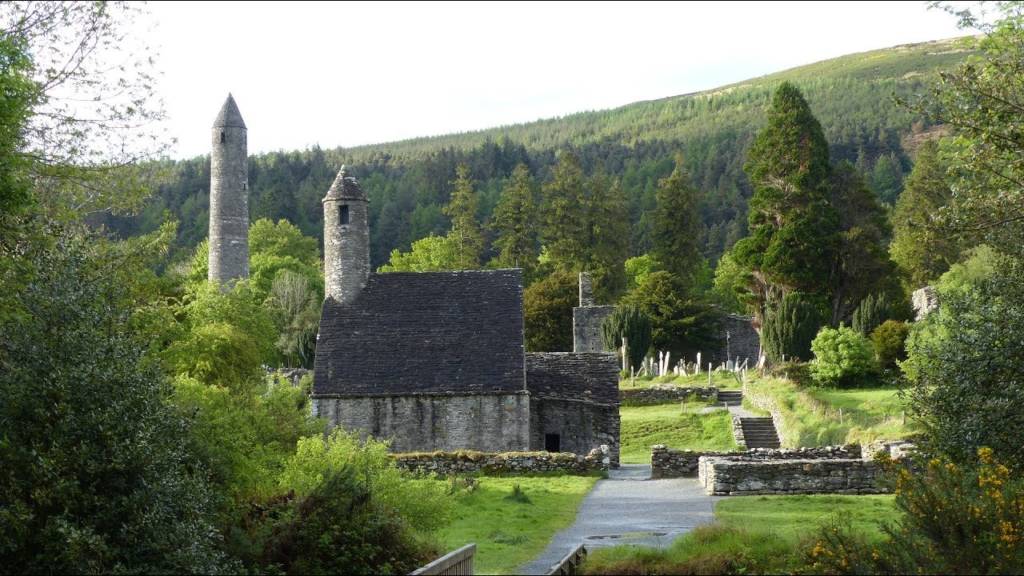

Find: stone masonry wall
[619,386,718,407]
[530,398,620,468]
[651,444,861,479]
[573,305,615,353]
[313,393,531,453]
[709,314,760,365]
[393,448,608,478]
[698,455,885,495]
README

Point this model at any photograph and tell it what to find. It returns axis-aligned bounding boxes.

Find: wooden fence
[411,543,476,576]
[547,544,587,575]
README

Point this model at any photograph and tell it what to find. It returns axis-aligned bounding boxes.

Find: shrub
[278,429,452,534]
[763,292,824,363]
[262,466,435,575]
[601,304,653,371]
[851,291,912,336]
[870,320,909,371]
[804,448,1024,574]
[809,325,878,388]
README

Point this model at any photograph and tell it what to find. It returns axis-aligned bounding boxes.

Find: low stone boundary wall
[698,455,885,495]
[619,386,718,406]
[651,444,861,479]
[393,448,608,477]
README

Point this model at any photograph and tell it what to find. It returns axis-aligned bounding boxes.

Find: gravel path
[517,464,718,575]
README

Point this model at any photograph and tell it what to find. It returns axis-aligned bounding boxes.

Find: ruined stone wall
[530,398,620,468]
[313,393,530,453]
[651,444,862,479]
[709,314,759,365]
[698,455,885,495]
[619,386,718,407]
[572,305,615,353]
[393,448,608,477]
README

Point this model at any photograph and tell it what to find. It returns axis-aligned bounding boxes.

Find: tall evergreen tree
[443,164,484,269]
[652,154,703,289]
[730,82,839,323]
[890,140,958,287]
[541,151,588,271]
[585,168,630,301]
[491,163,539,278]
[828,161,896,325]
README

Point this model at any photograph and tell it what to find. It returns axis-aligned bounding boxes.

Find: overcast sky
[145,1,966,159]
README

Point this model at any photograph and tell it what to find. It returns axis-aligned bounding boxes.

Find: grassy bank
[436,475,598,574]
[743,376,916,447]
[619,401,738,463]
[584,494,897,574]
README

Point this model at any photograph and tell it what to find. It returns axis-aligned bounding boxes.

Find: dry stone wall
[652,444,861,478]
[393,448,608,477]
[698,455,885,495]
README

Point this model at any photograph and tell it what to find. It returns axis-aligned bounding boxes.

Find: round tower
[323,166,369,303]
[208,93,249,284]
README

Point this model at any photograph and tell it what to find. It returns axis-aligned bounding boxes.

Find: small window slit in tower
[220,131,225,143]
[340,204,349,225]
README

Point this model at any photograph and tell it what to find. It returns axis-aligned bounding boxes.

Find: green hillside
[107,37,973,267]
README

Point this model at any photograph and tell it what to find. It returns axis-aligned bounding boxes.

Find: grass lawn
[744,377,916,447]
[436,475,599,575]
[619,401,737,463]
[584,494,898,574]
[619,371,744,390]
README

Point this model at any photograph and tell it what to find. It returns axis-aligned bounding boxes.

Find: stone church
[311,168,621,465]
[204,94,619,463]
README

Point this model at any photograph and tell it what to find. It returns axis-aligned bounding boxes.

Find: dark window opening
[340,204,350,225]
[220,131,225,143]
[545,433,561,453]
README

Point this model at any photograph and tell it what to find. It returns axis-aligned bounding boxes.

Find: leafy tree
[903,4,1024,259]
[624,253,661,291]
[378,234,461,272]
[868,152,904,205]
[652,154,703,288]
[809,324,878,388]
[0,235,233,573]
[889,139,958,287]
[619,271,722,361]
[0,33,36,217]
[711,252,751,315]
[903,256,1024,466]
[523,270,577,352]
[601,305,653,371]
[265,270,321,368]
[730,82,839,324]
[827,161,896,325]
[491,163,539,278]
[443,164,484,269]
[762,292,825,363]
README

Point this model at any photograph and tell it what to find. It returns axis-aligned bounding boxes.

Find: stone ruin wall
[619,386,718,407]
[572,305,616,353]
[313,393,531,453]
[709,314,760,366]
[393,448,608,477]
[651,444,862,479]
[698,455,885,496]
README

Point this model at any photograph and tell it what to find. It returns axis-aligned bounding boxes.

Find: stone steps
[718,391,743,407]
[740,417,780,449]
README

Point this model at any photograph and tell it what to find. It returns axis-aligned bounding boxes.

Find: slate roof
[525,352,620,405]
[314,269,527,397]
[213,94,246,129]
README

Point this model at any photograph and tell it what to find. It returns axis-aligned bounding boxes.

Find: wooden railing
[411,543,476,576]
[547,544,587,575]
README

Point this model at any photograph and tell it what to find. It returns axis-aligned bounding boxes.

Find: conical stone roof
[323,165,367,202]
[213,93,246,129]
